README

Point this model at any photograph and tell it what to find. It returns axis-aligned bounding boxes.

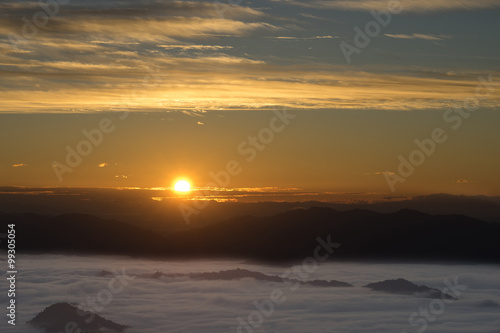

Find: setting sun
[174,180,191,192]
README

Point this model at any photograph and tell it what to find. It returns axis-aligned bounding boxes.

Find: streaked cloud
[0,63,498,112]
[298,13,337,21]
[0,0,498,113]
[288,0,500,12]
[365,171,396,176]
[385,33,451,41]
[269,35,336,40]
[157,44,233,50]
[12,163,27,168]
[0,0,267,21]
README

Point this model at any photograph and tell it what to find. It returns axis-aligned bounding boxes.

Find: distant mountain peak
[364,278,456,300]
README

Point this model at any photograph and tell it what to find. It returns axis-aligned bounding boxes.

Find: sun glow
[174,180,191,192]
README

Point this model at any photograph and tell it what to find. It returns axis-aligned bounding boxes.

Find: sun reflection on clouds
[143,187,400,204]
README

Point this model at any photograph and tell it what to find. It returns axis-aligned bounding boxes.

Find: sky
[0,0,499,196]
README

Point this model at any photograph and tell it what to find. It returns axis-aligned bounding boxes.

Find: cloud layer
[0,0,498,112]
[2,255,500,333]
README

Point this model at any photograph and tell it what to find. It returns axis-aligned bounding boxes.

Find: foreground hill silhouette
[2,207,499,262]
[27,302,129,332]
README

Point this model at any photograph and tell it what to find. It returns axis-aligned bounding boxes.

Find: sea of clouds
[1,255,499,333]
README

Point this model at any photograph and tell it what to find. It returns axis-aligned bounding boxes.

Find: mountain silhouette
[364,278,456,299]
[27,302,129,333]
[129,268,352,287]
[165,207,500,262]
[2,207,499,263]
[0,213,170,256]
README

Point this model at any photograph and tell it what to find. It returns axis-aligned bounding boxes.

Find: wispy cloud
[385,33,451,41]
[0,61,498,112]
[365,171,396,176]
[0,0,498,113]
[269,36,336,40]
[288,0,500,12]
[453,179,475,184]
[157,44,233,50]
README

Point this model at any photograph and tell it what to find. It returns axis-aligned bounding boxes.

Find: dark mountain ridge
[1,207,499,263]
